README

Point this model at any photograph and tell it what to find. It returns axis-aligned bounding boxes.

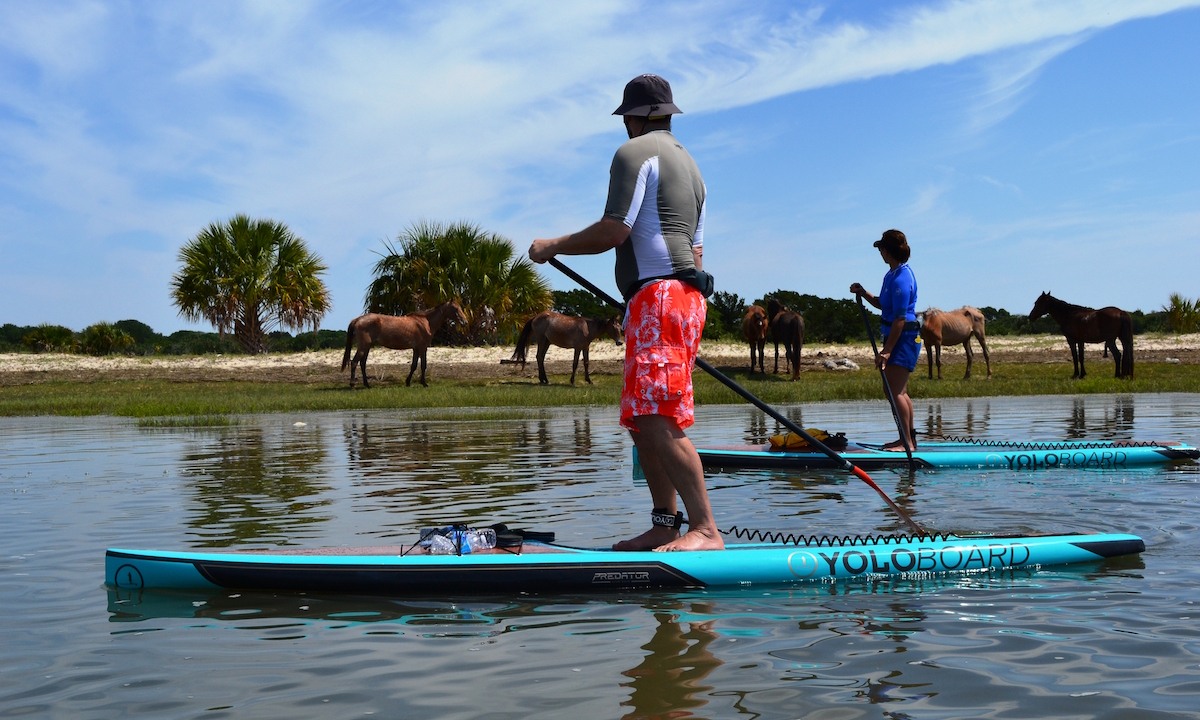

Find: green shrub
[756,290,877,343]
[1,324,38,351]
[80,322,135,356]
[551,289,617,320]
[114,319,160,346]
[1163,293,1199,334]
[22,324,77,352]
[710,291,746,337]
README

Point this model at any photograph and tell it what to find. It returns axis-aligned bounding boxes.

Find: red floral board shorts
[620,279,707,431]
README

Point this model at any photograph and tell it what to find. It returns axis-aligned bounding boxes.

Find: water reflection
[620,605,721,720]
[339,417,607,523]
[180,426,331,547]
[921,399,992,439]
[1065,395,1136,439]
[746,410,770,444]
[912,396,1147,444]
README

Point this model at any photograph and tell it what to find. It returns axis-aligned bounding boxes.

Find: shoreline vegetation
[2,336,1197,418]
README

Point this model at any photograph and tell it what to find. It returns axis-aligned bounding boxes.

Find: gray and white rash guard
[603,130,706,301]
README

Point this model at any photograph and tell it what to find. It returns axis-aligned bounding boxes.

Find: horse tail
[1120,311,1134,378]
[509,318,534,364]
[341,318,357,371]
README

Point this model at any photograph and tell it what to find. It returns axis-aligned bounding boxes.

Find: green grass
[1,363,1197,418]
[135,415,242,428]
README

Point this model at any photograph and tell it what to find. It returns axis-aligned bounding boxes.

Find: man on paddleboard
[528,74,722,552]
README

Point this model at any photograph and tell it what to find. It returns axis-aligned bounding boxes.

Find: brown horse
[767,298,804,381]
[918,306,991,380]
[1029,292,1133,379]
[742,305,768,374]
[341,300,466,388]
[504,311,622,385]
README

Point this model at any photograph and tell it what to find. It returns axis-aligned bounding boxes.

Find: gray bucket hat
[612,74,683,117]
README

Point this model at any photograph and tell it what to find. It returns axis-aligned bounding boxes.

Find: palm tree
[171,215,331,354]
[1163,293,1199,334]
[366,221,552,343]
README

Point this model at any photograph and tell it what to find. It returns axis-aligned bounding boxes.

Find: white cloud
[1,0,1198,329]
[962,34,1089,135]
[910,183,950,215]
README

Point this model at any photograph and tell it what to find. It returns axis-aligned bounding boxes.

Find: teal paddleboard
[694,439,1198,471]
[107,531,1143,594]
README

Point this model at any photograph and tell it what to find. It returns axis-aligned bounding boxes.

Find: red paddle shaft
[548,258,926,537]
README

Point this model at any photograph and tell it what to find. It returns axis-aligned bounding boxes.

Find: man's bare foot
[653,526,725,552]
[881,439,915,452]
[613,525,678,551]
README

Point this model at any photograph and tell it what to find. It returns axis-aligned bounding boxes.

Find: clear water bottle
[424,533,457,555]
[418,526,496,555]
[465,528,496,552]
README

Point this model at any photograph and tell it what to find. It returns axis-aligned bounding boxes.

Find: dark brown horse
[767,298,804,381]
[1029,292,1133,379]
[342,301,466,388]
[742,305,768,374]
[918,306,991,380]
[504,311,622,385]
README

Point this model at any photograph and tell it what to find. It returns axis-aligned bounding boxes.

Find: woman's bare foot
[613,526,678,551]
[653,526,725,552]
[881,439,915,452]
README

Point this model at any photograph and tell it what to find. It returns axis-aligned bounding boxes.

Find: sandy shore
[2,334,1197,385]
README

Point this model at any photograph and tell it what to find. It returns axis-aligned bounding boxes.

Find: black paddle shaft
[547,257,925,536]
[856,295,915,468]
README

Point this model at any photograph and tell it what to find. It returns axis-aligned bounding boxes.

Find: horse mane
[1039,292,1090,314]
[414,300,454,317]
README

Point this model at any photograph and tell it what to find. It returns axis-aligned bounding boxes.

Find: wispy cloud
[962,34,1089,135]
[1,0,1197,328]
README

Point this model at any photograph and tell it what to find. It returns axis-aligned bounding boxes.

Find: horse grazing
[341,301,466,388]
[918,306,992,380]
[504,311,622,385]
[1029,292,1133,379]
[766,298,805,381]
[742,305,768,373]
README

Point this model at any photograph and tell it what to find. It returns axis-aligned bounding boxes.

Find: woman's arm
[849,283,881,309]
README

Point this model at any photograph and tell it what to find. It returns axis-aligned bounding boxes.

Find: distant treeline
[0,320,345,355]
[0,299,1177,356]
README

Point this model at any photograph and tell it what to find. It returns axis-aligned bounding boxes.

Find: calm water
[2,394,1199,719]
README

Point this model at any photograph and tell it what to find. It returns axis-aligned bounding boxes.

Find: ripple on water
[2,397,1200,717]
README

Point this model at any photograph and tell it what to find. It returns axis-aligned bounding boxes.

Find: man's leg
[613,414,724,552]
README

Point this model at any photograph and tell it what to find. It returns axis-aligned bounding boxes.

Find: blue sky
[2,0,1198,334]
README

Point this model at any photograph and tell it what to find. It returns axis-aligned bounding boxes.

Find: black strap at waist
[623,268,715,301]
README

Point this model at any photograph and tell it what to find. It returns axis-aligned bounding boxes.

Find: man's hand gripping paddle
[549,258,926,537]
[856,295,916,470]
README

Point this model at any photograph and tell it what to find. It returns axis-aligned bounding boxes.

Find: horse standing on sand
[503,311,622,385]
[342,301,466,388]
[767,298,805,381]
[918,306,992,380]
[1029,292,1133,379]
[742,305,768,374]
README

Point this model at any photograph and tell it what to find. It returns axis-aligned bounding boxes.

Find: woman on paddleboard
[851,229,919,452]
